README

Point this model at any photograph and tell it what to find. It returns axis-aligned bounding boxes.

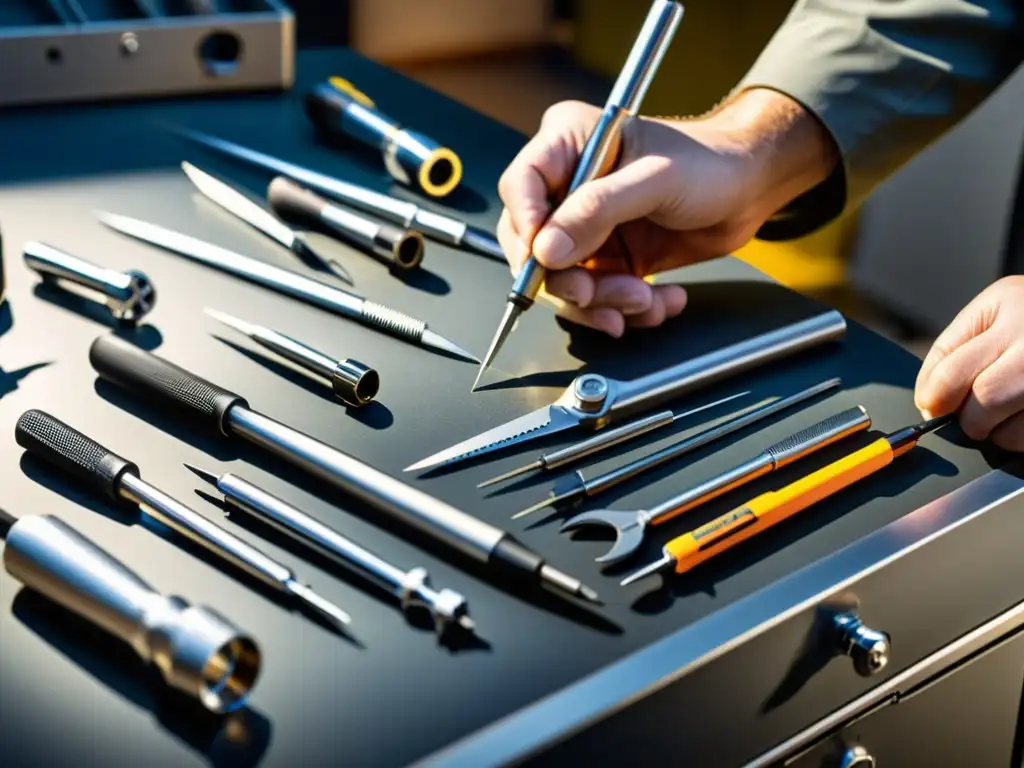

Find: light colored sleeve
[736,0,1024,240]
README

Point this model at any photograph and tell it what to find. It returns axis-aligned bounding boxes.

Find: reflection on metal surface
[833,613,890,677]
[838,745,876,768]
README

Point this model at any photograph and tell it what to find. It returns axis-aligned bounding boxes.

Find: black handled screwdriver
[86,335,600,606]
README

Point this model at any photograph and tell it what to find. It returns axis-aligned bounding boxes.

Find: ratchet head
[559,508,648,565]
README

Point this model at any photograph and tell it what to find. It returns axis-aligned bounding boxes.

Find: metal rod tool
[205,308,379,408]
[182,161,354,285]
[179,129,504,261]
[95,211,478,364]
[512,378,841,520]
[186,464,476,637]
[86,335,601,607]
[562,405,872,565]
[24,241,157,325]
[478,390,749,488]
[306,76,463,198]
[15,409,352,630]
[0,509,260,714]
[408,311,848,473]
[268,177,425,271]
[621,415,952,586]
[474,0,685,387]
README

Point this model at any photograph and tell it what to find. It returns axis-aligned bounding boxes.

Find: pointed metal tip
[421,329,481,364]
[620,554,673,587]
[203,307,256,337]
[183,463,220,487]
[288,581,353,628]
[474,301,521,385]
[578,585,602,605]
[326,258,355,285]
[477,460,539,489]
[471,367,487,392]
[511,495,559,520]
[456,615,476,632]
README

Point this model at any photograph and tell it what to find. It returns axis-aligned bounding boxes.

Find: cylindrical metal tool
[205,308,379,407]
[15,409,352,630]
[475,0,684,384]
[181,129,504,261]
[1,511,260,713]
[87,335,601,607]
[268,177,425,271]
[24,241,157,325]
[187,465,475,637]
[306,77,463,198]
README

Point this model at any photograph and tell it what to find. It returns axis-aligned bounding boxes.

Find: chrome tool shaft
[15,409,352,631]
[188,465,475,637]
[2,512,260,714]
[474,0,684,387]
[205,308,379,407]
[96,211,478,363]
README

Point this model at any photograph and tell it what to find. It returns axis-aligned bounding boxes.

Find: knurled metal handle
[766,406,871,468]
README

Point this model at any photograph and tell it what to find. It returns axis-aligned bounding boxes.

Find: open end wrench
[561,406,870,565]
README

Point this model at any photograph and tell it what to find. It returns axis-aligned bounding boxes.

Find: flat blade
[404,406,580,472]
[182,162,297,249]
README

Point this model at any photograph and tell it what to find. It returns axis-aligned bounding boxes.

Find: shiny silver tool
[205,308,379,408]
[87,335,601,607]
[561,405,871,565]
[0,509,260,714]
[24,241,156,325]
[408,310,847,473]
[513,378,842,520]
[96,211,478,363]
[478,390,750,488]
[306,76,463,198]
[181,161,354,285]
[179,128,504,261]
[474,0,684,388]
[15,409,352,630]
[186,465,476,637]
[268,177,425,271]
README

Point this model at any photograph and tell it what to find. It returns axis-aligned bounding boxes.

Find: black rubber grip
[15,409,139,500]
[267,176,327,223]
[89,335,247,436]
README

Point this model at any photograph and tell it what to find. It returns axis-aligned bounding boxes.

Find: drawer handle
[833,613,890,677]
[839,745,876,768]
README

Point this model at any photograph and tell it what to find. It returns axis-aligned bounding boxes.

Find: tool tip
[456,615,476,632]
[203,307,256,336]
[511,497,554,520]
[476,461,537,489]
[183,463,220,487]
[619,554,672,587]
[578,585,602,605]
[422,329,481,365]
[289,582,353,628]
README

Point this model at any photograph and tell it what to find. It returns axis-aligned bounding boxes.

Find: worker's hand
[915,276,1024,451]
[496,90,838,336]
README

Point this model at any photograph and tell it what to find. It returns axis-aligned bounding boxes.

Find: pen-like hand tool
[475,0,684,387]
[86,335,600,607]
[15,409,352,630]
[622,414,953,585]
[562,405,872,565]
[187,464,476,637]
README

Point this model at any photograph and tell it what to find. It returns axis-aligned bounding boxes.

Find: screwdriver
[474,0,684,389]
[621,414,953,585]
[15,409,352,631]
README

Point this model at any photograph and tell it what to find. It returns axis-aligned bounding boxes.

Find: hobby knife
[404,310,847,473]
[182,161,353,284]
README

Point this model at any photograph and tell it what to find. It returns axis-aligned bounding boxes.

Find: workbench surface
[0,49,1004,768]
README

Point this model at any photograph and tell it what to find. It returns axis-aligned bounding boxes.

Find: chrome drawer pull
[833,613,891,677]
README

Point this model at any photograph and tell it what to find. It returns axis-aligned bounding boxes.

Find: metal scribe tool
[561,405,872,565]
[205,308,379,407]
[179,128,504,261]
[187,464,476,637]
[86,335,601,607]
[181,161,354,284]
[474,0,684,388]
[621,415,953,586]
[512,378,841,520]
[0,509,261,713]
[478,390,750,488]
[407,311,847,473]
[96,211,478,363]
[15,409,352,631]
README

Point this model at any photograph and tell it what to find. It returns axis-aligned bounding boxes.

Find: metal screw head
[120,33,140,57]
[832,612,890,677]
[110,269,157,324]
[573,374,608,412]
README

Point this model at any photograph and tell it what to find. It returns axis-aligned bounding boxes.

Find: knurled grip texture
[360,301,426,342]
[766,406,871,467]
[15,409,139,500]
[89,335,248,436]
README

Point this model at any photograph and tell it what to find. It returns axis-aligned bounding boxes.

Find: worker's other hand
[496,90,837,336]
[916,276,1024,451]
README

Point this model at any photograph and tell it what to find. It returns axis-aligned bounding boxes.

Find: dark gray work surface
[0,49,1005,767]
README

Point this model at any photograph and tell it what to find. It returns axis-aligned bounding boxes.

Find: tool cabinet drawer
[782,629,1024,768]
[519,466,1024,768]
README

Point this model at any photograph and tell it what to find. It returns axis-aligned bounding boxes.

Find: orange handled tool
[620,414,952,586]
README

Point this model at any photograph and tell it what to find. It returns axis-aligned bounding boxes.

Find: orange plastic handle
[667,437,895,574]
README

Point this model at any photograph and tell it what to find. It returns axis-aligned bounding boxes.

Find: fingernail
[533,227,575,267]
